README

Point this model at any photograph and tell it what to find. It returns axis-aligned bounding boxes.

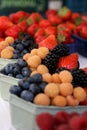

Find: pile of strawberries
[36,111,87,130]
[0,7,87,47]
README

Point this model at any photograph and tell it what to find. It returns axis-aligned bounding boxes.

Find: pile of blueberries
[11,33,38,59]
[10,73,47,102]
[0,58,31,79]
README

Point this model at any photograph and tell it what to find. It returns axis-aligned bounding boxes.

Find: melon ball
[0,41,9,52]
[5,36,14,45]
[59,83,73,96]
[23,53,31,61]
[59,70,73,83]
[52,73,61,83]
[52,95,67,107]
[73,87,86,102]
[27,55,41,68]
[31,49,38,55]
[5,46,14,52]
[44,83,60,98]
[34,93,50,106]
[37,47,49,59]
[42,73,52,83]
[37,64,49,74]
[1,48,14,59]
[66,95,79,106]
[30,71,38,76]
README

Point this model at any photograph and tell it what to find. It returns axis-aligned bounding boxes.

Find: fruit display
[36,111,87,130]
[7,43,87,107]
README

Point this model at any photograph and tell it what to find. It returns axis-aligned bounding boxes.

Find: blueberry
[13,64,21,75]
[16,44,24,51]
[14,49,20,54]
[21,90,34,102]
[4,64,14,74]
[9,85,22,96]
[39,82,47,92]
[22,67,31,77]
[20,50,29,57]
[8,73,14,77]
[12,53,20,59]
[29,83,41,95]
[18,78,30,89]
[16,74,24,79]
[29,73,42,83]
[17,59,27,68]
[11,43,16,48]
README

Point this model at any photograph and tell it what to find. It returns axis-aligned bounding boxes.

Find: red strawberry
[0,38,4,42]
[71,12,81,23]
[57,53,78,70]
[83,67,87,74]
[35,35,46,43]
[48,15,62,26]
[17,20,28,32]
[34,28,45,38]
[5,25,22,39]
[58,7,72,21]
[46,9,57,18]
[0,30,3,37]
[55,124,70,130]
[9,11,30,24]
[36,113,55,130]
[0,16,14,31]
[27,23,39,36]
[39,19,51,28]
[27,12,43,26]
[45,26,57,36]
[38,34,58,50]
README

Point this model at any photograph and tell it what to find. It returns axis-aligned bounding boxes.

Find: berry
[13,64,21,75]
[36,113,55,130]
[39,82,47,92]
[4,63,14,74]
[22,67,31,77]
[29,73,42,83]
[17,58,27,68]
[19,79,30,90]
[29,83,41,95]
[56,124,70,130]
[16,44,24,51]
[54,111,69,125]
[21,90,34,102]
[71,68,87,87]
[56,67,69,73]
[43,43,69,74]
[16,74,24,79]
[9,85,22,96]
[57,53,79,70]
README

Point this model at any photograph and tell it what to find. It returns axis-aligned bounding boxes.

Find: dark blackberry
[71,68,87,87]
[56,67,69,73]
[28,43,38,53]
[43,43,69,74]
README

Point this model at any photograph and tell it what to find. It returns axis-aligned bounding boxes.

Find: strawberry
[48,15,62,26]
[57,53,78,70]
[0,30,3,37]
[71,12,81,23]
[27,23,39,36]
[0,38,4,42]
[35,35,46,43]
[17,20,29,32]
[83,67,87,74]
[38,34,58,50]
[45,26,57,36]
[5,25,22,39]
[46,9,57,18]
[27,12,43,26]
[34,28,45,38]
[58,7,72,21]
[9,11,30,24]
[39,19,51,28]
[36,113,55,130]
[0,16,13,31]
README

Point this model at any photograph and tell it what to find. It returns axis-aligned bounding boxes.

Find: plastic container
[0,58,17,69]
[72,34,87,57]
[9,94,87,130]
[66,43,77,54]
[0,74,19,100]
[65,0,87,14]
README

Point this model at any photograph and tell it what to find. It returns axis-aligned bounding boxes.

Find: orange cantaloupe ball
[66,95,79,106]
[37,47,49,59]
[5,36,14,45]
[42,73,52,83]
[52,73,61,83]
[37,64,49,74]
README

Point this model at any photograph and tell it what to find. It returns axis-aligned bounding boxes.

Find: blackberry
[43,43,69,74]
[28,43,38,53]
[56,67,69,73]
[71,68,87,87]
